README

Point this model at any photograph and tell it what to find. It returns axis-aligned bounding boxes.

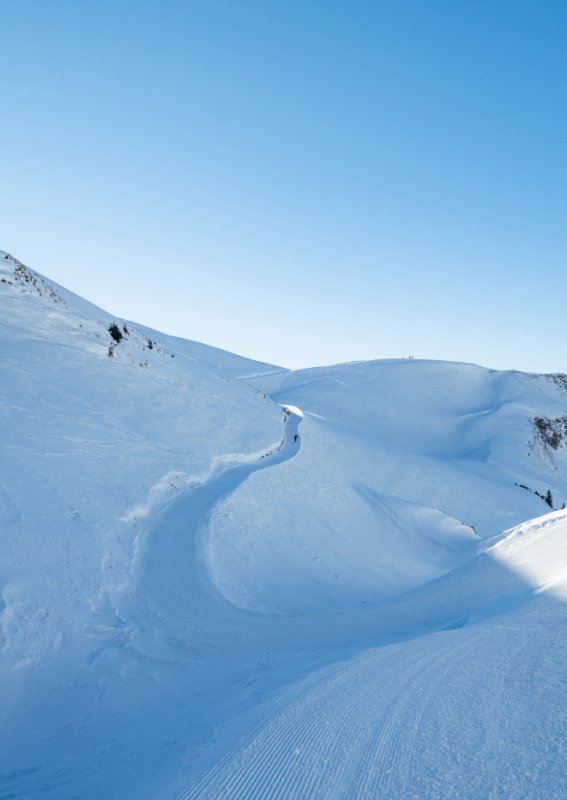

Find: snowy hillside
[208,359,567,612]
[0,250,284,670]
[1,250,567,799]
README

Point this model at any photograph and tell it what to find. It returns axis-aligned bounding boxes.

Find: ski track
[176,603,567,800]
[176,634,473,800]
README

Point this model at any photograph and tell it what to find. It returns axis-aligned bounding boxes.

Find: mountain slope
[1,250,567,800]
[0,250,285,669]
[205,359,567,613]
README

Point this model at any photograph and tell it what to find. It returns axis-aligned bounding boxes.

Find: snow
[1,249,567,799]
[489,508,567,600]
[207,359,567,613]
[173,511,567,800]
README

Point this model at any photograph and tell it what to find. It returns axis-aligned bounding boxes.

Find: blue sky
[2,0,566,370]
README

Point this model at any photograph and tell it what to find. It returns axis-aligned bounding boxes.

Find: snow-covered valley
[1,250,567,799]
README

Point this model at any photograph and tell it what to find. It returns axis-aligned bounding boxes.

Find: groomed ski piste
[1,250,567,799]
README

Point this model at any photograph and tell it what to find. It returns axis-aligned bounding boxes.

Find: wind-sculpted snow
[2,251,567,799]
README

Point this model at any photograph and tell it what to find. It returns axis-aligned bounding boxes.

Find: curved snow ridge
[121,405,302,524]
[122,406,303,643]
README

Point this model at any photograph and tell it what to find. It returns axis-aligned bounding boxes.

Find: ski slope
[1,250,567,799]
[174,511,567,800]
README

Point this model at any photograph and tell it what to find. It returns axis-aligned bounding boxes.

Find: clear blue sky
[2,0,566,371]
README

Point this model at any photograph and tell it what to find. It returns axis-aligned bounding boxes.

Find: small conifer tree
[108,324,123,344]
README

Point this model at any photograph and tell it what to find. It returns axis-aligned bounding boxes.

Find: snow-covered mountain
[1,250,567,799]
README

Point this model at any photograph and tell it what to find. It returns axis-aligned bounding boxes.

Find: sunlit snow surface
[1,251,567,799]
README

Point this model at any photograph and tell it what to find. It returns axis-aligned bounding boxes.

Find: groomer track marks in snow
[174,512,567,800]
